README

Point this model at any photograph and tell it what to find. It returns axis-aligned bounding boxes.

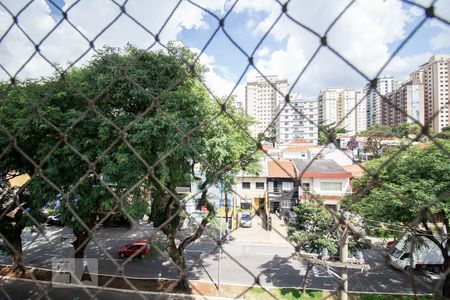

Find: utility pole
[224,192,229,242]
[339,216,349,300]
[217,183,223,290]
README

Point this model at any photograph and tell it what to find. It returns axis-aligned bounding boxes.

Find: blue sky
[1,0,449,100]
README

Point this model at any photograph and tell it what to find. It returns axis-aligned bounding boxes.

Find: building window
[241,202,251,209]
[320,182,342,191]
[281,200,291,209]
[301,183,310,192]
[256,182,265,189]
[242,182,251,189]
[282,181,294,191]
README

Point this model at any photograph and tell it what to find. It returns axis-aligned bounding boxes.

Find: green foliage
[392,123,421,138]
[352,294,431,300]
[358,125,393,138]
[288,203,367,256]
[0,82,55,254]
[288,203,338,255]
[358,125,398,158]
[347,139,450,224]
[318,122,347,145]
[280,289,324,300]
[1,45,259,286]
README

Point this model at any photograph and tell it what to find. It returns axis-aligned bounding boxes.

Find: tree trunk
[443,216,450,298]
[9,226,25,274]
[166,231,190,291]
[443,256,450,298]
[72,229,91,259]
[302,262,313,294]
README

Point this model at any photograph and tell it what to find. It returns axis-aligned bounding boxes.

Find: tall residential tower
[245,75,288,137]
[276,97,318,144]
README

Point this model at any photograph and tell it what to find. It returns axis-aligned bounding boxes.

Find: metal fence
[0,0,449,299]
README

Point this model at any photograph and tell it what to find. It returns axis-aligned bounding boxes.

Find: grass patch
[351,294,432,300]
[249,287,265,294]
[281,289,325,300]
[243,287,327,300]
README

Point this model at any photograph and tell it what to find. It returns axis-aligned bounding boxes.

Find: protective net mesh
[0,0,449,299]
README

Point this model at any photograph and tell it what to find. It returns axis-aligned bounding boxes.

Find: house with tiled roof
[294,159,352,210]
[280,145,321,159]
[234,160,268,211]
[266,159,298,213]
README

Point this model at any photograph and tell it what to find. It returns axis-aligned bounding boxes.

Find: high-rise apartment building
[318,88,343,126]
[318,88,367,136]
[245,75,288,136]
[355,91,367,133]
[420,55,450,132]
[381,80,424,127]
[365,75,394,127]
[276,98,318,144]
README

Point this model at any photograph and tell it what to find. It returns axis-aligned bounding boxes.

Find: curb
[0,276,234,300]
[0,264,436,297]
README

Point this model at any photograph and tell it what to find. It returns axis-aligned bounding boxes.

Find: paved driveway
[229,214,291,245]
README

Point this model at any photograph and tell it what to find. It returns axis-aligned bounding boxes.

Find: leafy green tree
[344,139,450,296]
[1,45,259,289]
[359,125,395,158]
[318,122,347,145]
[0,82,57,273]
[288,203,366,294]
[61,45,257,289]
[392,123,421,139]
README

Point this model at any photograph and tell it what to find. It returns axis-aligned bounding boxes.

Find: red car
[118,240,151,259]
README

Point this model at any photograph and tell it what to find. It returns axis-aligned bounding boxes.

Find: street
[0,219,443,297]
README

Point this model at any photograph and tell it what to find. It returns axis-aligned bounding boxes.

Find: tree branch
[178,201,214,253]
[419,220,446,254]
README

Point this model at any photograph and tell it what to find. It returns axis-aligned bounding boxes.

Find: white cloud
[242,0,428,96]
[194,50,243,100]
[0,0,244,105]
[385,52,432,80]
[430,30,450,50]
[0,0,219,78]
[0,0,448,101]
[256,46,271,57]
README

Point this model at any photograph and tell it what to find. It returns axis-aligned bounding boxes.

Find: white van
[389,233,447,272]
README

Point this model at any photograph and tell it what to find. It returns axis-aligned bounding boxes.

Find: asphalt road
[0,224,444,297]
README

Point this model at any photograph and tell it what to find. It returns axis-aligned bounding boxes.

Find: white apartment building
[420,55,450,132]
[276,98,318,144]
[356,91,367,133]
[245,75,288,137]
[318,88,342,126]
[365,75,394,127]
[319,89,367,135]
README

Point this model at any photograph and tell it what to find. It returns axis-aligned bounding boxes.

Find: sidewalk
[229,214,291,245]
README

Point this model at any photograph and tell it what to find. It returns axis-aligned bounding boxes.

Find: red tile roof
[290,139,312,144]
[267,159,296,178]
[261,145,274,151]
[342,164,365,177]
[282,146,320,152]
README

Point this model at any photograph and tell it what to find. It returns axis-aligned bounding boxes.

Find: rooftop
[267,159,296,178]
[294,159,352,178]
[282,146,320,152]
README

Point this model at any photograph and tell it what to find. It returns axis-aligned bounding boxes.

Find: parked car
[118,240,151,259]
[240,212,252,228]
[283,211,298,225]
